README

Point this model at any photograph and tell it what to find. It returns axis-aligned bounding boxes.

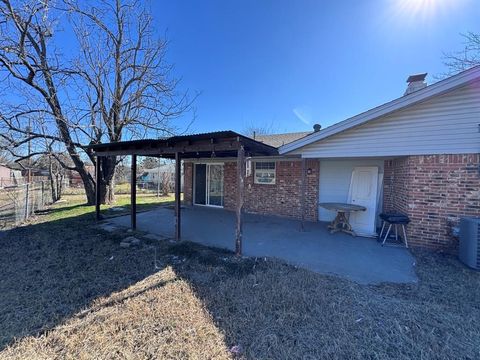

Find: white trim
[193,203,224,209]
[279,65,480,154]
[253,161,276,185]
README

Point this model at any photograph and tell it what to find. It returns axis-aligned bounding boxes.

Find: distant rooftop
[254,131,311,148]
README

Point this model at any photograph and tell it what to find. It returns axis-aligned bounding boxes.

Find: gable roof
[279,65,480,154]
[254,131,311,148]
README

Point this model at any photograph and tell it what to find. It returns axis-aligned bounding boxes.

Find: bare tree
[242,120,277,139]
[34,152,70,202]
[0,0,194,205]
[443,32,480,75]
[158,166,173,196]
[140,156,160,169]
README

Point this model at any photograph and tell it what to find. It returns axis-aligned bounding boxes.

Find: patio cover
[88,131,281,255]
[89,131,278,158]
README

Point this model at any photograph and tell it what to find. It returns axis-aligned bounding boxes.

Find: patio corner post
[300,158,306,231]
[95,156,101,221]
[175,152,182,241]
[235,145,245,256]
[131,154,137,230]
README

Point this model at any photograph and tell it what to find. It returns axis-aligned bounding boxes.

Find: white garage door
[318,159,384,235]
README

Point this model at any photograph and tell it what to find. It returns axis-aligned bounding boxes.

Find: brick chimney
[404,73,427,96]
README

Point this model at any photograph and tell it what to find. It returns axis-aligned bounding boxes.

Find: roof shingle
[253,132,311,148]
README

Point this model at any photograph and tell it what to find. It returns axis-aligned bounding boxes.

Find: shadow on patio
[107,206,417,284]
[1,205,479,359]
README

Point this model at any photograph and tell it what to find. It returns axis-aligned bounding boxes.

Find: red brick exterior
[384,154,480,251]
[183,159,319,221]
[184,162,194,205]
[184,154,480,251]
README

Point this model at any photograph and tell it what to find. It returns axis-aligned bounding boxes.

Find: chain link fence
[115,179,174,196]
[0,181,54,229]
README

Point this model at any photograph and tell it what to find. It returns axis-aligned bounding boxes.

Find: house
[0,163,24,187]
[139,164,175,184]
[90,66,480,253]
[138,163,184,192]
[182,66,480,251]
[69,165,95,187]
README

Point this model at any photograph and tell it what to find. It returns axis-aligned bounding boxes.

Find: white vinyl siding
[291,82,480,158]
[318,159,384,225]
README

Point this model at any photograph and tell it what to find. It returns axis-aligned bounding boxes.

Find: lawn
[0,196,479,359]
[44,192,176,222]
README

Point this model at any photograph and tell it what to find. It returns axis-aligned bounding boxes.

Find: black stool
[379,212,410,248]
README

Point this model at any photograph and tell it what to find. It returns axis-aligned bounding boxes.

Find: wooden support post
[95,157,101,221]
[24,183,30,221]
[300,158,306,231]
[175,152,182,241]
[235,145,245,256]
[131,154,137,230]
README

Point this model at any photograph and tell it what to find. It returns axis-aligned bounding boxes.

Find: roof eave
[279,65,480,155]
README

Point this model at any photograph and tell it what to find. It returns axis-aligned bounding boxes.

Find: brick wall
[383,157,411,215]
[183,159,320,221]
[183,162,193,205]
[384,154,480,251]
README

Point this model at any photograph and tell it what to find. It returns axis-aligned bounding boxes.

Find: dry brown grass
[0,200,479,359]
[1,268,230,360]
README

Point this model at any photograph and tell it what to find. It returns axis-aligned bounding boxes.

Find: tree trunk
[82,170,97,205]
[49,175,57,203]
[85,156,117,205]
[104,176,115,204]
[58,173,64,199]
[48,158,58,203]
[56,173,65,201]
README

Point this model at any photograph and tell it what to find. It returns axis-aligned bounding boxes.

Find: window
[254,161,276,184]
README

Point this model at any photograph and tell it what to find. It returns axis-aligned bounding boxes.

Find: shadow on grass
[39,199,175,221]
[0,211,165,349]
[1,207,480,359]
[36,203,90,215]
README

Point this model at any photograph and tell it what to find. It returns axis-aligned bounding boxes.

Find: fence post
[24,183,30,221]
[41,181,45,209]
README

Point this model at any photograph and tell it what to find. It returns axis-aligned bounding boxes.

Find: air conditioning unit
[459,217,480,270]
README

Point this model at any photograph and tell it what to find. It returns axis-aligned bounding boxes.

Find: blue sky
[152,0,480,135]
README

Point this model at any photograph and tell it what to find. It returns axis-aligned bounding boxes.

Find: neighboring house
[139,164,183,192]
[183,66,480,251]
[139,164,175,184]
[0,164,12,187]
[0,163,24,187]
[69,165,95,187]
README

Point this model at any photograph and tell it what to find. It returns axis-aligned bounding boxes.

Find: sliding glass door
[194,163,224,207]
[194,164,207,205]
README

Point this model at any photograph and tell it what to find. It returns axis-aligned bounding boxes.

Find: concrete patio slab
[108,206,417,285]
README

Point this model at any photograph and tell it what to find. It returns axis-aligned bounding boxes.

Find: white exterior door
[348,166,379,236]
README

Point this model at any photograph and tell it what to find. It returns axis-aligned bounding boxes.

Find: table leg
[328,211,356,236]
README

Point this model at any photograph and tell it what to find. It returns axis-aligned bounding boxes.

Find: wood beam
[175,152,182,241]
[131,154,137,230]
[95,157,101,221]
[93,141,241,157]
[235,145,245,256]
[300,158,306,231]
